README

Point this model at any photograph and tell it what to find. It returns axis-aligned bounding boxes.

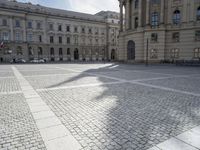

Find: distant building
[118,0,200,63]
[0,0,119,62]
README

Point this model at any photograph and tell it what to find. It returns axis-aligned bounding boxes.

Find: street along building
[0,0,119,62]
[118,0,200,63]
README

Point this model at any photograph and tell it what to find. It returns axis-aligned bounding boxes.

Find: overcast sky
[17,0,119,14]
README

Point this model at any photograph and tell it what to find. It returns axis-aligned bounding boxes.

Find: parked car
[10,58,26,63]
[30,58,45,63]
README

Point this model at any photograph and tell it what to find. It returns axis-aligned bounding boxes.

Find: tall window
[195,31,200,41]
[59,48,63,55]
[135,0,139,8]
[15,20,20,27]
[74,26,78,33]
[173,10,181,25]
[49,24,53,30]
[58,25,62,31]
[15,32,21,41]
[194,48,200,58]
[59,36,62,44]
[37,22,41,29]
[151,12,159,27]
[67,37,70,44]
[50,36,54,43]
[151,33,158,42]
[50,48,54,55]
[39,35,42,42]
[2,32,9,41]
[27,33,33,42]
[197,7,200,21]
[135,17,138,29]
[66,25,70,32]
[2,19,7,26]
[67,48,70,55]
[38,47,43,56]
[28,21,32,28]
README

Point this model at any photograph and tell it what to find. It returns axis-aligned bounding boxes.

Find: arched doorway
[74,48,79,60]
[127,40,135,60]
[111,49,116,60]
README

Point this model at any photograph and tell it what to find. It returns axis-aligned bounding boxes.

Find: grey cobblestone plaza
[0,63,200,150]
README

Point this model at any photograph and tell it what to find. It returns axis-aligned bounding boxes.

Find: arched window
[28,47,33,56]
[151,12,159,27]
[135,0,139,8]
[173,10,181,25]
[50,48,54,55]
[197,7,200,21]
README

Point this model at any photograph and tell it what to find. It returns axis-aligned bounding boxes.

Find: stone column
[119,1,123,31]
[9,17,14,41]
[131,0,135,29]
[146,0,150,26]
[190,0,194,22]
[125,0,130,30]
[160,0,165,24]
[43,17,47,44]
[182,0,188,23]
[138,0,142,27]
[22,16,27,42]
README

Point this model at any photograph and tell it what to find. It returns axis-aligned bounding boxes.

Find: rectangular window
[67,37,70,44]
[28,21,32,28]
[2,32,9,41]
[59,36,62,43]
[195,31,200,41]
[27,33,32,42]
[15,20,20,27]
[50,36,54,43]
[151,33,158,42]
[2,19,7,26]
[66,25,70,32]
[15,32,20,41]
[88,28,92,34]
[58,25,62,31]
[39,35,42,42]
[37,22,41,29]
[82,27,85,33]
[194,48,200,58]
[172,32,180,42]
[74,26,78,33]
[49,24,53,30]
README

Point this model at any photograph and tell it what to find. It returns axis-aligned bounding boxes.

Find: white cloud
[67,0,119,14]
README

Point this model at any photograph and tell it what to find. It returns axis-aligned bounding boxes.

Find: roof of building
[0,0,106,22]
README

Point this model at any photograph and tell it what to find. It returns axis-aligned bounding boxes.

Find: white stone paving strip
[12,66,82,150]
[37,81,126,92]
[148,125,200,150]
[0,91,23,95]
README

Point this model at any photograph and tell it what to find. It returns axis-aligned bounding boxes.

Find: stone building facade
[0,0,119,62]
[118,0,200,63]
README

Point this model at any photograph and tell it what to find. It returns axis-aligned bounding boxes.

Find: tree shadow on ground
[43,64,200,150]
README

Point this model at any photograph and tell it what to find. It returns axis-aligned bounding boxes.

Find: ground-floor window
[171,48,179,58]
[194,48,200,58]
[17,46,23,55]
[150,49,158,59]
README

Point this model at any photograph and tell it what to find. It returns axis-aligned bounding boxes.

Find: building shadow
[44,64,200,150]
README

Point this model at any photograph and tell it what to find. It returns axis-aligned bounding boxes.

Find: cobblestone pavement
[0,94,46,150]
[1,63,200,150]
